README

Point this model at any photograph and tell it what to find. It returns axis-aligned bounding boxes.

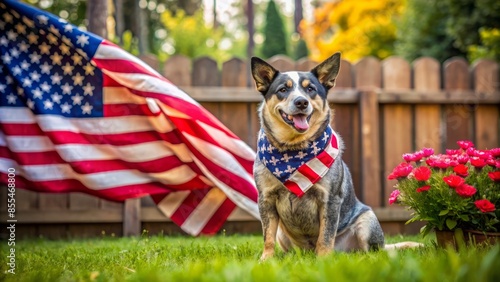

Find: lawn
[1,233,499,282]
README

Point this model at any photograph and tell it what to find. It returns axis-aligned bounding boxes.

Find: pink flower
[456,154,469,164]
[470,157,487,168]
[488,171,500,182]
[421,148,434,157]
[388,163,413,180]
[403,153,415,162]
[443,174,465,188]
[490,148,500,158]
[457,140,474,150]
[453,164,468,177]
[413,166,431,181]
[475,199,496,213]
[466,147,477,156]
[403,152,424,163]
[446,149,460,155]
[388,189,400,205]
[475,150,492,160]
[416,185,430,193]
[455,184,477,198]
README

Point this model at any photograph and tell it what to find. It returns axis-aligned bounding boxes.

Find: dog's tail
[384,242,424,250]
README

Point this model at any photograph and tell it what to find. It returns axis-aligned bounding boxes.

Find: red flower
[457,140,474,150]
[413,166,431,181]
[388,189,400,205]
[446,149,460,155]
[488,171,500,182]
[416,185,430,193]
[388,163,413,180]
[443,174,465,188]
[475,199,496,213]
[455,184,477,198]
[453,164,468,177]
[421,148,434,157]
[470,157,487,168]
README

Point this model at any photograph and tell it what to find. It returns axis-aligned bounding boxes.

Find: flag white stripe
[156,190,191,218]
[100,69,199,106]
[103,87,148,104]
[184,133,255,185]
[181,187,227,235]
[0,158,197,188]
[289,171,314,192]
[307,158,329,175]
[0,107,175,134]
[4,136,53,152]
[197,121,255,162]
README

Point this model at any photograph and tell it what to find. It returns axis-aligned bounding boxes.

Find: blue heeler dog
[251,53,420,260]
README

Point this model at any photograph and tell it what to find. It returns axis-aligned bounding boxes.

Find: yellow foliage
[300,0,405,62]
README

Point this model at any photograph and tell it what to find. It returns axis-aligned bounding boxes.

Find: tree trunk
[114,0,124,42]
[246,0,254,87]
[294,0,303,34]
[134,0,149,54]
[86,0,108,38]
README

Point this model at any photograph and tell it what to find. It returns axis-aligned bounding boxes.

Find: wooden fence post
[473,59,499,149]
[123,198,141,236]
[381,56,412,207]
[355,57,382,207]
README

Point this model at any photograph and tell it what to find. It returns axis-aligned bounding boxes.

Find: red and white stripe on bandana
[0,0,259,236]
[257,126,340,197]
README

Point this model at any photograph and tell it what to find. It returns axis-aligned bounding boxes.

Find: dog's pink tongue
[292,115,309,131]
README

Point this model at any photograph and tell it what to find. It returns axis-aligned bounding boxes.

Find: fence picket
[444,57,472,148]
[473,60,499,149]
[413,57,442,151]
[382,56,412,208]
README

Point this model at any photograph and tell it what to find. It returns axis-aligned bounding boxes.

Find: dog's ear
[311,52,341,90]
[251,57,279,94]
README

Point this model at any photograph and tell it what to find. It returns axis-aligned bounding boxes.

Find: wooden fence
[1,54,499,239]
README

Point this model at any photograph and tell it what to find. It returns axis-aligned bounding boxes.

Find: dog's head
[251,53,341,149]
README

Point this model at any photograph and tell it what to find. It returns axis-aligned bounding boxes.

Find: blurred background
[21,0,500,64]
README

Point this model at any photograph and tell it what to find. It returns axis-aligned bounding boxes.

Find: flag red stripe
[200,198,236,235]
[316,150,335,168]
[284,180,305,197]
[187,148,258,202]
[0,172,173,201]
[297,164,321,183]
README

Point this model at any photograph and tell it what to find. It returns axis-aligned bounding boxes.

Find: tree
[301,0,404,62]
[395,0,463,63]
[445,0,500,52]
[261,0,288,58]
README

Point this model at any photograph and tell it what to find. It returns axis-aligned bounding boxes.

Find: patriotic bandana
[257,126,340,197]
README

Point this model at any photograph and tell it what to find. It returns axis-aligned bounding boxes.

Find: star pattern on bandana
[257,126,333,182]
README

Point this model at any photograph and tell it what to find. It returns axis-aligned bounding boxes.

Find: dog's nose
[294,98,309,110]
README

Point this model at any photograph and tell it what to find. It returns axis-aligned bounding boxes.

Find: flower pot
[464,230,500,246]
[436,229,500,249]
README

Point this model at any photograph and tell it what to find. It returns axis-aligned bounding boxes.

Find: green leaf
[446,218,457,230]
[439,210,449,216]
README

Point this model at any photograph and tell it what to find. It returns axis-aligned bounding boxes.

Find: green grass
[1,233,500,282]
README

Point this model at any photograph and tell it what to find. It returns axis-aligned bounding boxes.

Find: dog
[251,53,418,260]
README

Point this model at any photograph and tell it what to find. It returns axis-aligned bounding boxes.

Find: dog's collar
[257,126,340,197]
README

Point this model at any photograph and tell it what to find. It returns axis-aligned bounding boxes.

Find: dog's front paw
[315,246,332,257]
[259,250,274,261]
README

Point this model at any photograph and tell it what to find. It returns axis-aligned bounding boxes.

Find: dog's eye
[278,87,287,93]
[306,86,315,93]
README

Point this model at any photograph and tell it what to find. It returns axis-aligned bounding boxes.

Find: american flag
[257,126,339,197]
[0,0,259,236]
